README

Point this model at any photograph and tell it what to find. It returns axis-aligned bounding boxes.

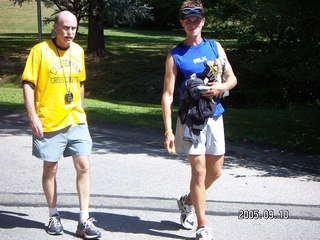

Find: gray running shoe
[46,215,63,235]
[177,194,195,230]
[76,217,101,239]
[195,226,214,240]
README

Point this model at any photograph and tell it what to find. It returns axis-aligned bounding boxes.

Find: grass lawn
[1,87,319,154]
[0,0,54,34]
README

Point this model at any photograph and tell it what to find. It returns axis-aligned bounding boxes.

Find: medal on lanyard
[65,91,73,102]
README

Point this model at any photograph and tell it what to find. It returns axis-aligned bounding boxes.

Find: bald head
[53,11,78,48]
[55,11,77,24]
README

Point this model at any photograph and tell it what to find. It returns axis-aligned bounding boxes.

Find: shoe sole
[47,230,63,235]
[76,232,101,239]
[83,235,101,239]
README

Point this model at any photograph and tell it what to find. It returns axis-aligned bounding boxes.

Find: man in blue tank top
[161,1,237,239]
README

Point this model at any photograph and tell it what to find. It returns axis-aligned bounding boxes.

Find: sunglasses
[181,7,203,15]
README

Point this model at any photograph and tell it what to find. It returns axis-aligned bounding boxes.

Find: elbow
[233,76,238,87]
[228,75,237,90]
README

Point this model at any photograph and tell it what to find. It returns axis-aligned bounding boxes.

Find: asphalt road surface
[0,110,319,240]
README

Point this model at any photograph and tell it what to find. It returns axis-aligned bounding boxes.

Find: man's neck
[52,38,70,50]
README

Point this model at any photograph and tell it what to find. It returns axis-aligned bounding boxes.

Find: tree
[86,0,106,56]
[140,0,181,28]
[42,0,89,23]
[11,0,153,56]
[104,0,153,28]
[205,0,320,107]
[11,0,89,24]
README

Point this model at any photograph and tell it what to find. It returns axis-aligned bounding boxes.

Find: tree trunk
[86,0,106,56]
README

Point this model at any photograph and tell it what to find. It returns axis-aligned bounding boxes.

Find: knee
[76,162,90,175]
[192,167,207,184]
[78,165,90,175]
[43,162,58,178]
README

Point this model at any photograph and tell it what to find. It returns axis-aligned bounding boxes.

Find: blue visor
[180,8,204,19]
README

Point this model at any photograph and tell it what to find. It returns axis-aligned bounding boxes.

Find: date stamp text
[238,209,289,219]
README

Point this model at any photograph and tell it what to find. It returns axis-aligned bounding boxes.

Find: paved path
[0,111,319,240]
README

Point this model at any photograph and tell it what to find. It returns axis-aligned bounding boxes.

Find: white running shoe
[46,215,63,235]
[177,194,195,230]
[195,226,214,240]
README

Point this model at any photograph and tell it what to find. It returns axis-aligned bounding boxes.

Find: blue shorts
[32,124,92,162]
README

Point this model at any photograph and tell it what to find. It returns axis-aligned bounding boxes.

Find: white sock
[49,207,59,217]
[79,211,89,223]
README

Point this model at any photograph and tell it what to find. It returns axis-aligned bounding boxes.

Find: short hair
[181,0,203,10]
[54,11,62,24]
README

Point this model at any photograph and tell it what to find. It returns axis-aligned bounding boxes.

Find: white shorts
[175,115,225,156]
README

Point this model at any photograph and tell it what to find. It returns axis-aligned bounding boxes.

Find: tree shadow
[0,110,319,181]
[0,210,79,237]
[0,210,43,229]
[223,150,320,182]
[60,211,192,239]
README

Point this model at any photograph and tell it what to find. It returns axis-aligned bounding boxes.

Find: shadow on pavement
[0,210,80,237]
[0,211,42,229]
[60,211,192,239]
[1,110,319,180]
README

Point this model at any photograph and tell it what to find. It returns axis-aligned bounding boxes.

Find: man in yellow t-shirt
[22,10,101,239]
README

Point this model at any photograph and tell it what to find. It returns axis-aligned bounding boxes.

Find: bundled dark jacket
[178,77,216,143]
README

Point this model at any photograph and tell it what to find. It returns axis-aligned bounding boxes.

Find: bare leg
[73,155,91,211]
[189,154,207,223]
[205,154,224,190]
[188,154,224,225]
[42,161,59,208]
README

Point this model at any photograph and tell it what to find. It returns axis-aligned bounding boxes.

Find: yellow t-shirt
[22,39,87,132]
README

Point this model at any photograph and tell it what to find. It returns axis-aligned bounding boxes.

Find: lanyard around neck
[56,46,72,93]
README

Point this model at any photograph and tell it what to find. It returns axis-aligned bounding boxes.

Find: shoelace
[197,227,212,238]
[49,216,62,227]
[83,217,97,230]
[185,204,194,214]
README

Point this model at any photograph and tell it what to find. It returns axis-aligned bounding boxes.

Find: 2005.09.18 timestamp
[238,209,289,219]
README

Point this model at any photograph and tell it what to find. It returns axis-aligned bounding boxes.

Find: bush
[227,45,320,108]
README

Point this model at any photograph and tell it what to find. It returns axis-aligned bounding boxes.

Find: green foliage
[10,0,89,23]
[140,0,182,28]
[10,0,154,28]
[228,47,320,108]
[201,0,320,108]
[104,0,153,27]
[206,0,320,50]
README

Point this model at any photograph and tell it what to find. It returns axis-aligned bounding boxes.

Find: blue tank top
[170,38,224,117]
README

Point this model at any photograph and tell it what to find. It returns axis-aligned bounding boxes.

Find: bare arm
[202,42,237,97]
[80,82,85,109]
[161,53,177,154]
[23,83,43,138]
[217,41,237,90]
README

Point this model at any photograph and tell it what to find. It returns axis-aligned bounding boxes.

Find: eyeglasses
[181,8,203,15]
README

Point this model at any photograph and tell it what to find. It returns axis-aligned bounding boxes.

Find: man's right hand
[30,116,44,138]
